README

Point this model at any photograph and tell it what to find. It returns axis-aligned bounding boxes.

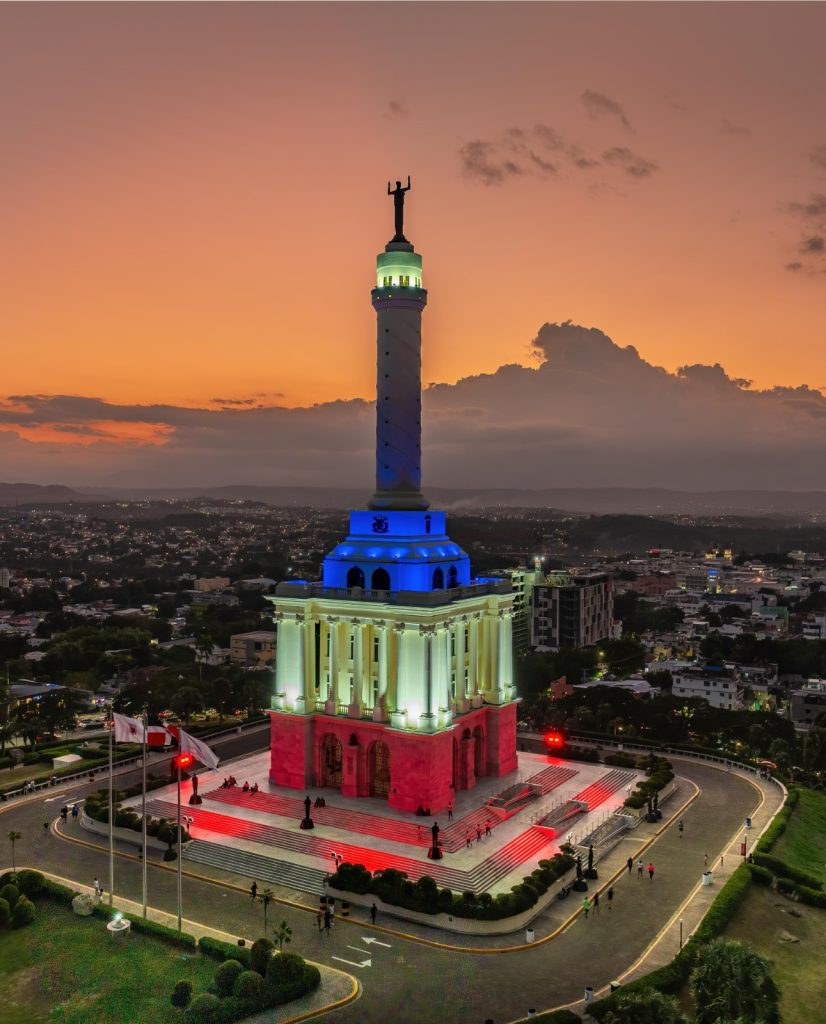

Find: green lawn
[0,904,216,1024]
[773,788,826,886]
[720,880,826,1024]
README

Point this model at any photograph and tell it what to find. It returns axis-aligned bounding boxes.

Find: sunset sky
[2,3,826,488]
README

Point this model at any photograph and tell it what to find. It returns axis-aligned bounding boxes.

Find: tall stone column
[349,621,363,717]
[326,619,338,714]
[420,626,436,731]
[375,624,389,722]
[291,619,307,714]
[497,611,514,701]
[273,614,287,710]
[469,615,481,707]
[391,624,407,727]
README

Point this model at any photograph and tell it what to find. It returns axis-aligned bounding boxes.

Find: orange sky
[2,1,826,414]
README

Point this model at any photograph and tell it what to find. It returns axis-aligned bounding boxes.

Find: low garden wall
[80,810,171,852]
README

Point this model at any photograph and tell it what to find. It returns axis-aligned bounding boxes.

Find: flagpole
[108,710,114,907]
[141,705,148,918]
[176,758,183,932]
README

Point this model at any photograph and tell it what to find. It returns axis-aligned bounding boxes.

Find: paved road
[1,753,759,1024]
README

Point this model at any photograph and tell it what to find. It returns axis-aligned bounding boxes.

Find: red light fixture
[545,732,564,748]
[174,753,195,770]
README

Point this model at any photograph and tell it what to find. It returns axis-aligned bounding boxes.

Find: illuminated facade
[266,184,518,812]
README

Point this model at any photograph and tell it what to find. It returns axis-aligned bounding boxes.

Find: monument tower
[267,181,518,813]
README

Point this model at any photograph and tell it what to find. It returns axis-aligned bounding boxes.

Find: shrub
[604,753,637,769]
[233,970,267,1001]
[171,980,193,1009]
[186,992,220,1022]
[15,870,44,898]
[797,884,826,909]
[747,863,773,887]
[0,883,20,909]
[199,937,252,968]
[751,852,823,890]
[250,937,274,977]
[533,1010,582,1024]
[214,959,245,997]
[0,872,18,889]
[0,897,10,929]
[38,877,76,906]
[11,895,35,928]
[266,952,320,1005]
[776,876,796,897]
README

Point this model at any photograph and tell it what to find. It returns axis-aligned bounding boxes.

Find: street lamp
[173,752,195,931]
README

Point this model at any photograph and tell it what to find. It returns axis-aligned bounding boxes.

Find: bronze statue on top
[387,176,411,241]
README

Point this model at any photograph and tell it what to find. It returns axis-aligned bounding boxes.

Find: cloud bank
[2,322,826,491]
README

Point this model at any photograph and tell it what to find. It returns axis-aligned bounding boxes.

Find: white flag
[178,727,220,771]
[112,712,145,743]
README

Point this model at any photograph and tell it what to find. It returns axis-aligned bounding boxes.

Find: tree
[604,990,687,1024]
[7,831,21,872]
[691,938,780,1024]
[259,887,274,934]
[170,686,203,726]
[273,919,292,953]
[195,632,215,683]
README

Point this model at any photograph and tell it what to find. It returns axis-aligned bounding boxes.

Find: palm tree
[603,990,687,1024]
[0,723,15,755]
[691,938,780,1024]
[7,830,21,871]
[273,919,292,953]
[259,888,274,934]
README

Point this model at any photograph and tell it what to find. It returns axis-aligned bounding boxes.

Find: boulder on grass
[72,893,96,916]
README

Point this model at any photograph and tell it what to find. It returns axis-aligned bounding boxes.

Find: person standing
[637,859,644,879]
[466,830,472,848]
[626,856,633,874]
[476,824,482,843]
[323,908,332,934]
[485,819,492,837]
[316,909,323,933]
[678,819,684,838]
[447,803,453,820]
[648,862,655,881]
[592,892,600,917]
[250,881,258,900]
[704,852,709,868]
[370,903,377,924]
[607,886,614,911]
[93,877,102,899]
[581,895,591,920]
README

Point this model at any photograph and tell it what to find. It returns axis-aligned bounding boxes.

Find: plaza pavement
[1,738,782,1024]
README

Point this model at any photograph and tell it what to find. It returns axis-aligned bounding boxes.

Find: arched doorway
[432,567,444,590]
[447,565,458,589]
[347,566,365,589]
[368,740,391,797]
[371,567,390,591]
[473,724,486,779]
[319,733,343,789]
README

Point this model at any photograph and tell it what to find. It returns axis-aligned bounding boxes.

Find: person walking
[250,881,258,901]
[607,886,614,911]
[93,877,102,900]
[447,803,453,820]
[323,908,332,934]
[60,805,68,821]
[485,819,492,837]
[626,856,633,874]
[476,824,482,843]
[370,903,377,924]
[466,830,472,848]
[637,859,643,879]
[592,892,600,916]
[678,819,684,838]
[581,895,591,920]
[704,852,709,868]
[71,803,79,821]
[315,909,323,933]
[648,862,655,881]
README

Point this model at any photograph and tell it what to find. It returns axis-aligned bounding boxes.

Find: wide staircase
[147,799,554,895]
[525,763,578,795]
[535,769,637,832]
[184,842,328,895]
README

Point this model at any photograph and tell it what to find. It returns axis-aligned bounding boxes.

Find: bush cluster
[0,878,36,930]
[755,788,799,854]
[622,758,674,810]
[329,852,576,922]
[179,945,320,1024]
[84,789,190,842]
[198,937,252,969]
[751,852,823,890]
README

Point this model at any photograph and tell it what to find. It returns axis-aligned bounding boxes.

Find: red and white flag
[177,727,220,771]
[112,713,170,744]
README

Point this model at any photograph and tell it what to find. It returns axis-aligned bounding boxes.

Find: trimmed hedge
[91,902,198,949]
[530,1009,582,1024]
[11,896,35,928]
[329,852,576,921]
[199,936,252,968]
[755,788,799,854]
[751,852,823,890]
[797,884,826,909]
[747,863,773,887]
[588,864,752,1020]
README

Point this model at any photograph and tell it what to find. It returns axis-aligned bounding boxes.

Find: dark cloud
[721,119,751,136]
[788,194,826,219]
[386,100,409,118]
[581,89,633,130]
[460,140,521,186]
[809,144,826,171]
[602,147,659,178]
[786,261,803,272]
[5,322,826,490]
[801,235,825,253]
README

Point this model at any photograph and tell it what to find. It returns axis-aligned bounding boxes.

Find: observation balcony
[273,578,512,607]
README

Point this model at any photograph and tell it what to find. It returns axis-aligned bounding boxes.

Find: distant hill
[0,482,106,505]
[3,482,826,517]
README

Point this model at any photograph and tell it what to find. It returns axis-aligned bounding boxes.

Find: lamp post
[679,917,684,950]
[173,752,195,931]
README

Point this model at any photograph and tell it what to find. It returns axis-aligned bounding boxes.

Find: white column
[326,619,338,713]
[274,616,288,708]
[391,625,407,727]
[349,621,363,716]
[375,625,389,721]
[293,620,307,713]
[454,620,466,702]
[421,627,436,729]
[468,615,480,707]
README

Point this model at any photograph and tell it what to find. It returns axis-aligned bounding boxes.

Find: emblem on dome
[372,515,390,534]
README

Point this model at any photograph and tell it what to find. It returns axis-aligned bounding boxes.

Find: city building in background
[531,571,613,651]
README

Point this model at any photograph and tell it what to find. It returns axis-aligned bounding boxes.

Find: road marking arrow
[361,936,392,947]
[332,956,372,969]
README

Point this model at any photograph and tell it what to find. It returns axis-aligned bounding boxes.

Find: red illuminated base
[268,703,518,815]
